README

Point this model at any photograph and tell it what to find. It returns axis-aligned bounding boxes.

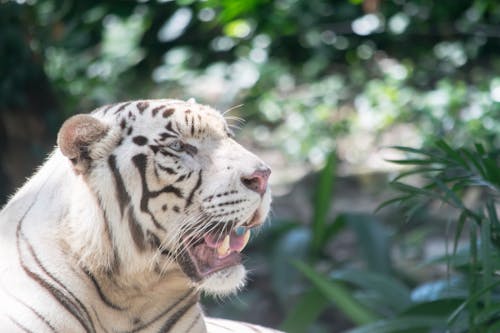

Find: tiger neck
[85,269,207,332]
[8,152,209,332]
[53,155,209,332]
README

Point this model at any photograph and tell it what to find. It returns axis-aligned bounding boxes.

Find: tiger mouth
[178,211,261,281]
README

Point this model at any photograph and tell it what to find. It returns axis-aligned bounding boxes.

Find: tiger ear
[57,114,109,174]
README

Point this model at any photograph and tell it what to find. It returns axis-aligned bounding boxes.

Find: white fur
[0,99,279,332]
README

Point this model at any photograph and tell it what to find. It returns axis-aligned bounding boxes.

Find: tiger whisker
[222,104,244,117]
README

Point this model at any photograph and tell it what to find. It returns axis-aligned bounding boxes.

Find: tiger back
[0,99,282,333]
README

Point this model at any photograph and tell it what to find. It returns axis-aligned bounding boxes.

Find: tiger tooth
[217,235,231,256]
[234,226,246,236]
[237,229,251,253]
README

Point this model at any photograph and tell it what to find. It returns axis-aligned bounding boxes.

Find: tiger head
[57,99,271,296]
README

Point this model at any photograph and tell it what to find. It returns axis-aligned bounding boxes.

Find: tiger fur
[0,99,282,333]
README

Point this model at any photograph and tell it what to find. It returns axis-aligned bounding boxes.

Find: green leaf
[387,146,435,156]
[391,167,445,182]
[322,214,347,245]
[474,303,500,328]
[331,269,412,314]
[433,178,464,209]
[453,211,468,255]
[402,298,464,318]
[272,227,311,304]
[293,261,379,325]
[485,318,500,333]
[447,279,500,326]
[384,158,434,165]
[375,195,412,213]
[480,218,493,307]
[280,289,330,333]
[487,198,500,249]
[346,214,392,274]
[434,139,467,167]
[344,316,446,333]
[475,143,486,155]
[390,181,440,200]
[403,199,430,223]
[461,148,487,179]
[410,278,469,302]
[311,151,336,255]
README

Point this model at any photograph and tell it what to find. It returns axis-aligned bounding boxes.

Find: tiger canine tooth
[237,229,251,252]
[217,235,231,256]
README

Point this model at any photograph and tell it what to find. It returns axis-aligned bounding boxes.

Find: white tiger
[0,99,283,333]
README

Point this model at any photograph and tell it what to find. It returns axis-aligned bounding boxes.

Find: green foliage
[254,154,400,331]
[374,141,500,332]
[345,316,447,333]
[294,261,380,325]
[272,140,500,332]
[280,289,329,333]
[4,0,500,163]
[311,152,336,256]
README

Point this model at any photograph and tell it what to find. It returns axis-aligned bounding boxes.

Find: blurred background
[2,0,500,332]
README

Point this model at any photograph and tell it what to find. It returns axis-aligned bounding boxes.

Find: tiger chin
[0,99,282,333]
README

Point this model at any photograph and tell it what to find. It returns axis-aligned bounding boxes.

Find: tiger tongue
[204,229,251,256]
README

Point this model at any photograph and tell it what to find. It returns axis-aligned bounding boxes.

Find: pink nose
[241,167,271,195]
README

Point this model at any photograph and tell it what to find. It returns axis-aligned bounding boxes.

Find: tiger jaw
[178,210,262,282]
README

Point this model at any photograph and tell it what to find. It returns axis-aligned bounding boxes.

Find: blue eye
[169,140,184,152]
[166,140,198,156]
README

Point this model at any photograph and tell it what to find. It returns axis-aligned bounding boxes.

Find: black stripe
[83,269,124,311]
[101,103,117,115]
[122,290,196,333]
[11,187,91,333]
[160,150,180,159]
[5,198,59,333]
[8,316,34,333]
[132,154,185,231]
[132,153,165,231]
[8,175,82,333]
[17,236,96,333]
[147,230,162,250]
[183,313,201,333]
[162,108,175,118]
[158,296,197,333]
[108,154,131,216]
[128,206,146,251]
[94,194,118,272]
[185,170,202,209]
[152,105,165,117]
[96,197,113,245]
[175,174,186,182]
[137,101,149,114]
[159,132,177,140]
[16,221,96,333]
[165,121,179,135]
[152,184,183,199]
[157,164,177,175]
[114,101,132,114]
[8,293,58,333]
[92,307,111,333]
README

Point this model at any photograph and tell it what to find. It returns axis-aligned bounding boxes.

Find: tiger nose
[241,167,271,195]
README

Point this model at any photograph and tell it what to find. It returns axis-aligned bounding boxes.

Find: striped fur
[0,99,281,332]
